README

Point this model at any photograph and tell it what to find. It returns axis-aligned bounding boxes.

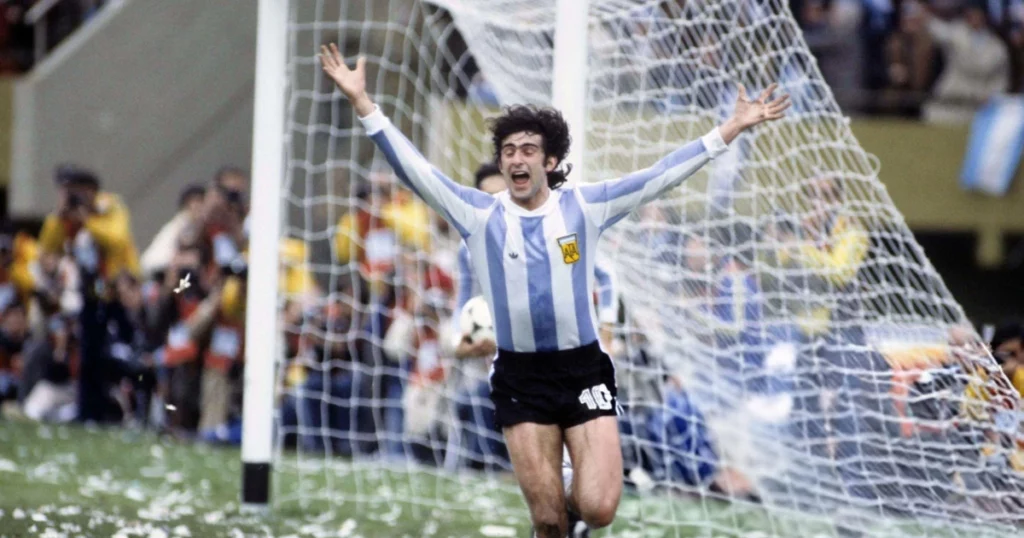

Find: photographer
[189,183,248,438]
[149,234,207,434]
[38,165,140,423]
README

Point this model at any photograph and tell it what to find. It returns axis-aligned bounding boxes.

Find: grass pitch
[0,419,1004,538]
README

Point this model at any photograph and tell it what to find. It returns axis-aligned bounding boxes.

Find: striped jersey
[455,242,619,330]
[360,106,728,352]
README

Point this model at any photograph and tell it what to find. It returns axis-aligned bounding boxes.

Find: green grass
[0,419,1017,538]
[0,419,530,537]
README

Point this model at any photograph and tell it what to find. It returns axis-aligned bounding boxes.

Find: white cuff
[701,127,729,159]
[598,308,617,325]
[357,104,389,135]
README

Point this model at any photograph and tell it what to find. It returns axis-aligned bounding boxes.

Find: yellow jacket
[780,215,869,336]
[334,198,431,266]
[6,232,38,303]
[38,192,140,278]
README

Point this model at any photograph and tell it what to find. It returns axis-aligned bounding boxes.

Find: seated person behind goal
[320,43,789,538]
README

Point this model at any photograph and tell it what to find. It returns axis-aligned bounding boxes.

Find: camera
[66,192,84,209]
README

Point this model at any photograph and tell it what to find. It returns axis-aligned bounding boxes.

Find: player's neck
[511,187,551,212]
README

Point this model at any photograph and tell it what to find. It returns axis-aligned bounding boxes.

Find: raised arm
[578,83,790,230]
[320,44,494,237]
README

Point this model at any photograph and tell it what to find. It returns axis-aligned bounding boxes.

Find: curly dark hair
[488,105,572,189]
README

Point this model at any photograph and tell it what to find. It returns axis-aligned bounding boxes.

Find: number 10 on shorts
[579,384,613,410]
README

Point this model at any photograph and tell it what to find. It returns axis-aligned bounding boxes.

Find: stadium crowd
[0,0,105,73]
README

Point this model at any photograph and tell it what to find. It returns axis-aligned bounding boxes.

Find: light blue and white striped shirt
[360,106,728,352]
[455,242,619,330]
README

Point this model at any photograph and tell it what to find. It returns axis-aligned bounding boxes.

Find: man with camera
[38,165,140,423]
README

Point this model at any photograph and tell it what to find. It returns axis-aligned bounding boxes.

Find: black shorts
[489,341,618,430]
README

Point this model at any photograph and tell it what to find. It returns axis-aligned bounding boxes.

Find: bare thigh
[503,422,566,538]
[564,416,623,529]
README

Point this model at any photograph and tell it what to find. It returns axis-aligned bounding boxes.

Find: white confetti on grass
[0,457,18,472]
[172,525,191,537]
[338,519,357,537]
[203,511,224,524]
[32,511,49,522]
[480,525,518,537]
[57,506,82,516]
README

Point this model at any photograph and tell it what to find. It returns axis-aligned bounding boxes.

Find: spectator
[104,271,157,425]
[990,320,1024,396]
[883,0,939,115]
[333,168,432,289]
[140,184,206,279]
[0,301,27,408]
[149,236,206,434]
[187,255,247,437]
[922,0,1011,123]
[38,165,140,280]
[202,167,249,273]
[37,165,139,423]
[386,286,453,464]
[291,289,371,455]
[1,1,34,73]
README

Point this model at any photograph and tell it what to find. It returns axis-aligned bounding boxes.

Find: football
[459,295,496,344]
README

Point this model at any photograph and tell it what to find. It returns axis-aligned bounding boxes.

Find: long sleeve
[452,243,475,336]
[140,212,186,277]
[577,128,729,231]
[359,106,495,238]
[455,243,475,317]
[38,215,66,255]
[593,260,618,324]
[83,194,133,255]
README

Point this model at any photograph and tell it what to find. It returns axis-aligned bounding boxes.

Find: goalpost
[244,0,1024,535]
[241,0,289,511]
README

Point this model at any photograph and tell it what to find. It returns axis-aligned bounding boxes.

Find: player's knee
[580,495,619,529]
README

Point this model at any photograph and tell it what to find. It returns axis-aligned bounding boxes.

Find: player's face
[499,131,555,204]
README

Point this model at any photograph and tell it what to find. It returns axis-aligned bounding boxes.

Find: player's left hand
[733,82,790,128]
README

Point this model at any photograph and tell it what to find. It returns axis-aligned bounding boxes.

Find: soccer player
[450,163,619,488]
[320,43,790,538]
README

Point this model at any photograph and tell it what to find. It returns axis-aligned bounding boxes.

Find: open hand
[319,43,374,117]
[733,82,790,129]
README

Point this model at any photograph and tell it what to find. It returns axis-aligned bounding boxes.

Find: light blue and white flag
[960,95,1024,197]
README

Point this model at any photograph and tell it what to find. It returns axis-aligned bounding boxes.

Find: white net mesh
[273,0,1024,535]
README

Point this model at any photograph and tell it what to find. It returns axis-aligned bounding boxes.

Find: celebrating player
[320,43,789,538]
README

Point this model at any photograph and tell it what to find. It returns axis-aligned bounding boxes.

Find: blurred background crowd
[4,0,1024,121]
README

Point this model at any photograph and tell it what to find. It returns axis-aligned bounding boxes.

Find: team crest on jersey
[557,234,580,265]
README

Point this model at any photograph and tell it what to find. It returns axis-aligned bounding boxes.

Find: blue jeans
[380,366,408,459]
[454,380,509,470]
[298,369,371,455]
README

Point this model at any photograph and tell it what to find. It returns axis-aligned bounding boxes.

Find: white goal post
[241,0,289,510]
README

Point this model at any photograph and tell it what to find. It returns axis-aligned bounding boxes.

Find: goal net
[271,0,1024,536]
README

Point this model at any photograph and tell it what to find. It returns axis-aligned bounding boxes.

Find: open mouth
[510,171,530,187]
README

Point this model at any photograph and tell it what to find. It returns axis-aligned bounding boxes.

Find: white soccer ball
[459,295,495,344]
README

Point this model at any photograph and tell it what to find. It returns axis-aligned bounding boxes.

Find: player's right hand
[319,43,367,103]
